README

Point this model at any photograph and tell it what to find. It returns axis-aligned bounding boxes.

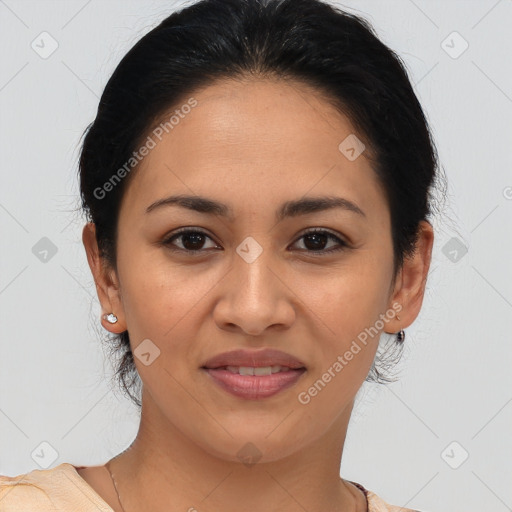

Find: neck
[108,389,360,512]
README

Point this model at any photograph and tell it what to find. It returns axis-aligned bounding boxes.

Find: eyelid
[294,227,348,244]
[169,226,212,237]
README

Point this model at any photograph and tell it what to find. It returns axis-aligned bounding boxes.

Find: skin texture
[81,77,433,512]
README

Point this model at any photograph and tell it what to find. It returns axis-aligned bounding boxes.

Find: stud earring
[396,314,405,343]
[103,313,118,324]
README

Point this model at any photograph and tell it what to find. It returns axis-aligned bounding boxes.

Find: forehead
[173,77,357,151]
[120,77,386,222]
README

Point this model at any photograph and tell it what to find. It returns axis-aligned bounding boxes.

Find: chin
[193,429,308,466]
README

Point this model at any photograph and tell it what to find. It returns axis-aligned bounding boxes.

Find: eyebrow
[145,194,366,221]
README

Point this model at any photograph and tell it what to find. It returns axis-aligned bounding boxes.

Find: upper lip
[202,348,306,369]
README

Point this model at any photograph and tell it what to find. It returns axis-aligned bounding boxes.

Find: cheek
[116,242,202,331]
[303,257,393,336]
[297,251,393,384]
[115,250,221,377]
[293,276,390,424]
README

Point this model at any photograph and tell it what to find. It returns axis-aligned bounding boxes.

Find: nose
[213,244,296,336]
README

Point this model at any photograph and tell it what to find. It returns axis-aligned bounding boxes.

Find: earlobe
[100,311,126,333]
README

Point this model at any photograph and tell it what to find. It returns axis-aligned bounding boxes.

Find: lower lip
[202,368,306,399]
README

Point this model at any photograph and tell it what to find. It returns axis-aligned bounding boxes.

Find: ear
[385,220,434,333]
[82,222,126,334]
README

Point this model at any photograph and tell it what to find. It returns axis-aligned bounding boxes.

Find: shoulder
[0,463,113,512]
[367,489,425,511]
[0,466,57,511]
[349,481,426,512]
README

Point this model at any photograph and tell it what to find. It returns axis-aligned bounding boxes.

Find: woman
[0,0,439,510]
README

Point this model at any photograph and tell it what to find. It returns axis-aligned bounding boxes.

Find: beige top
[0,463,422,511]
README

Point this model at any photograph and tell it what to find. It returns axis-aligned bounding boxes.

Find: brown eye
[292,229,347,254]
[162,227,347,256]
[163,229,219,253]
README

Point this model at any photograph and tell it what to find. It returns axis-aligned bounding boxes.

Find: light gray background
[1,1,511,511]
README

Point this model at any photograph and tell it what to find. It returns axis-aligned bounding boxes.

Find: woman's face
[88,78,425,463]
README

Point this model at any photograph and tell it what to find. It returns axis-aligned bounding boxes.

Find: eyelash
[161,227,348,256]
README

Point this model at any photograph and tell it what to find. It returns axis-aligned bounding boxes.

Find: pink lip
[202,348,306,370]
[201,348,307,400]
[203,367,307,399]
